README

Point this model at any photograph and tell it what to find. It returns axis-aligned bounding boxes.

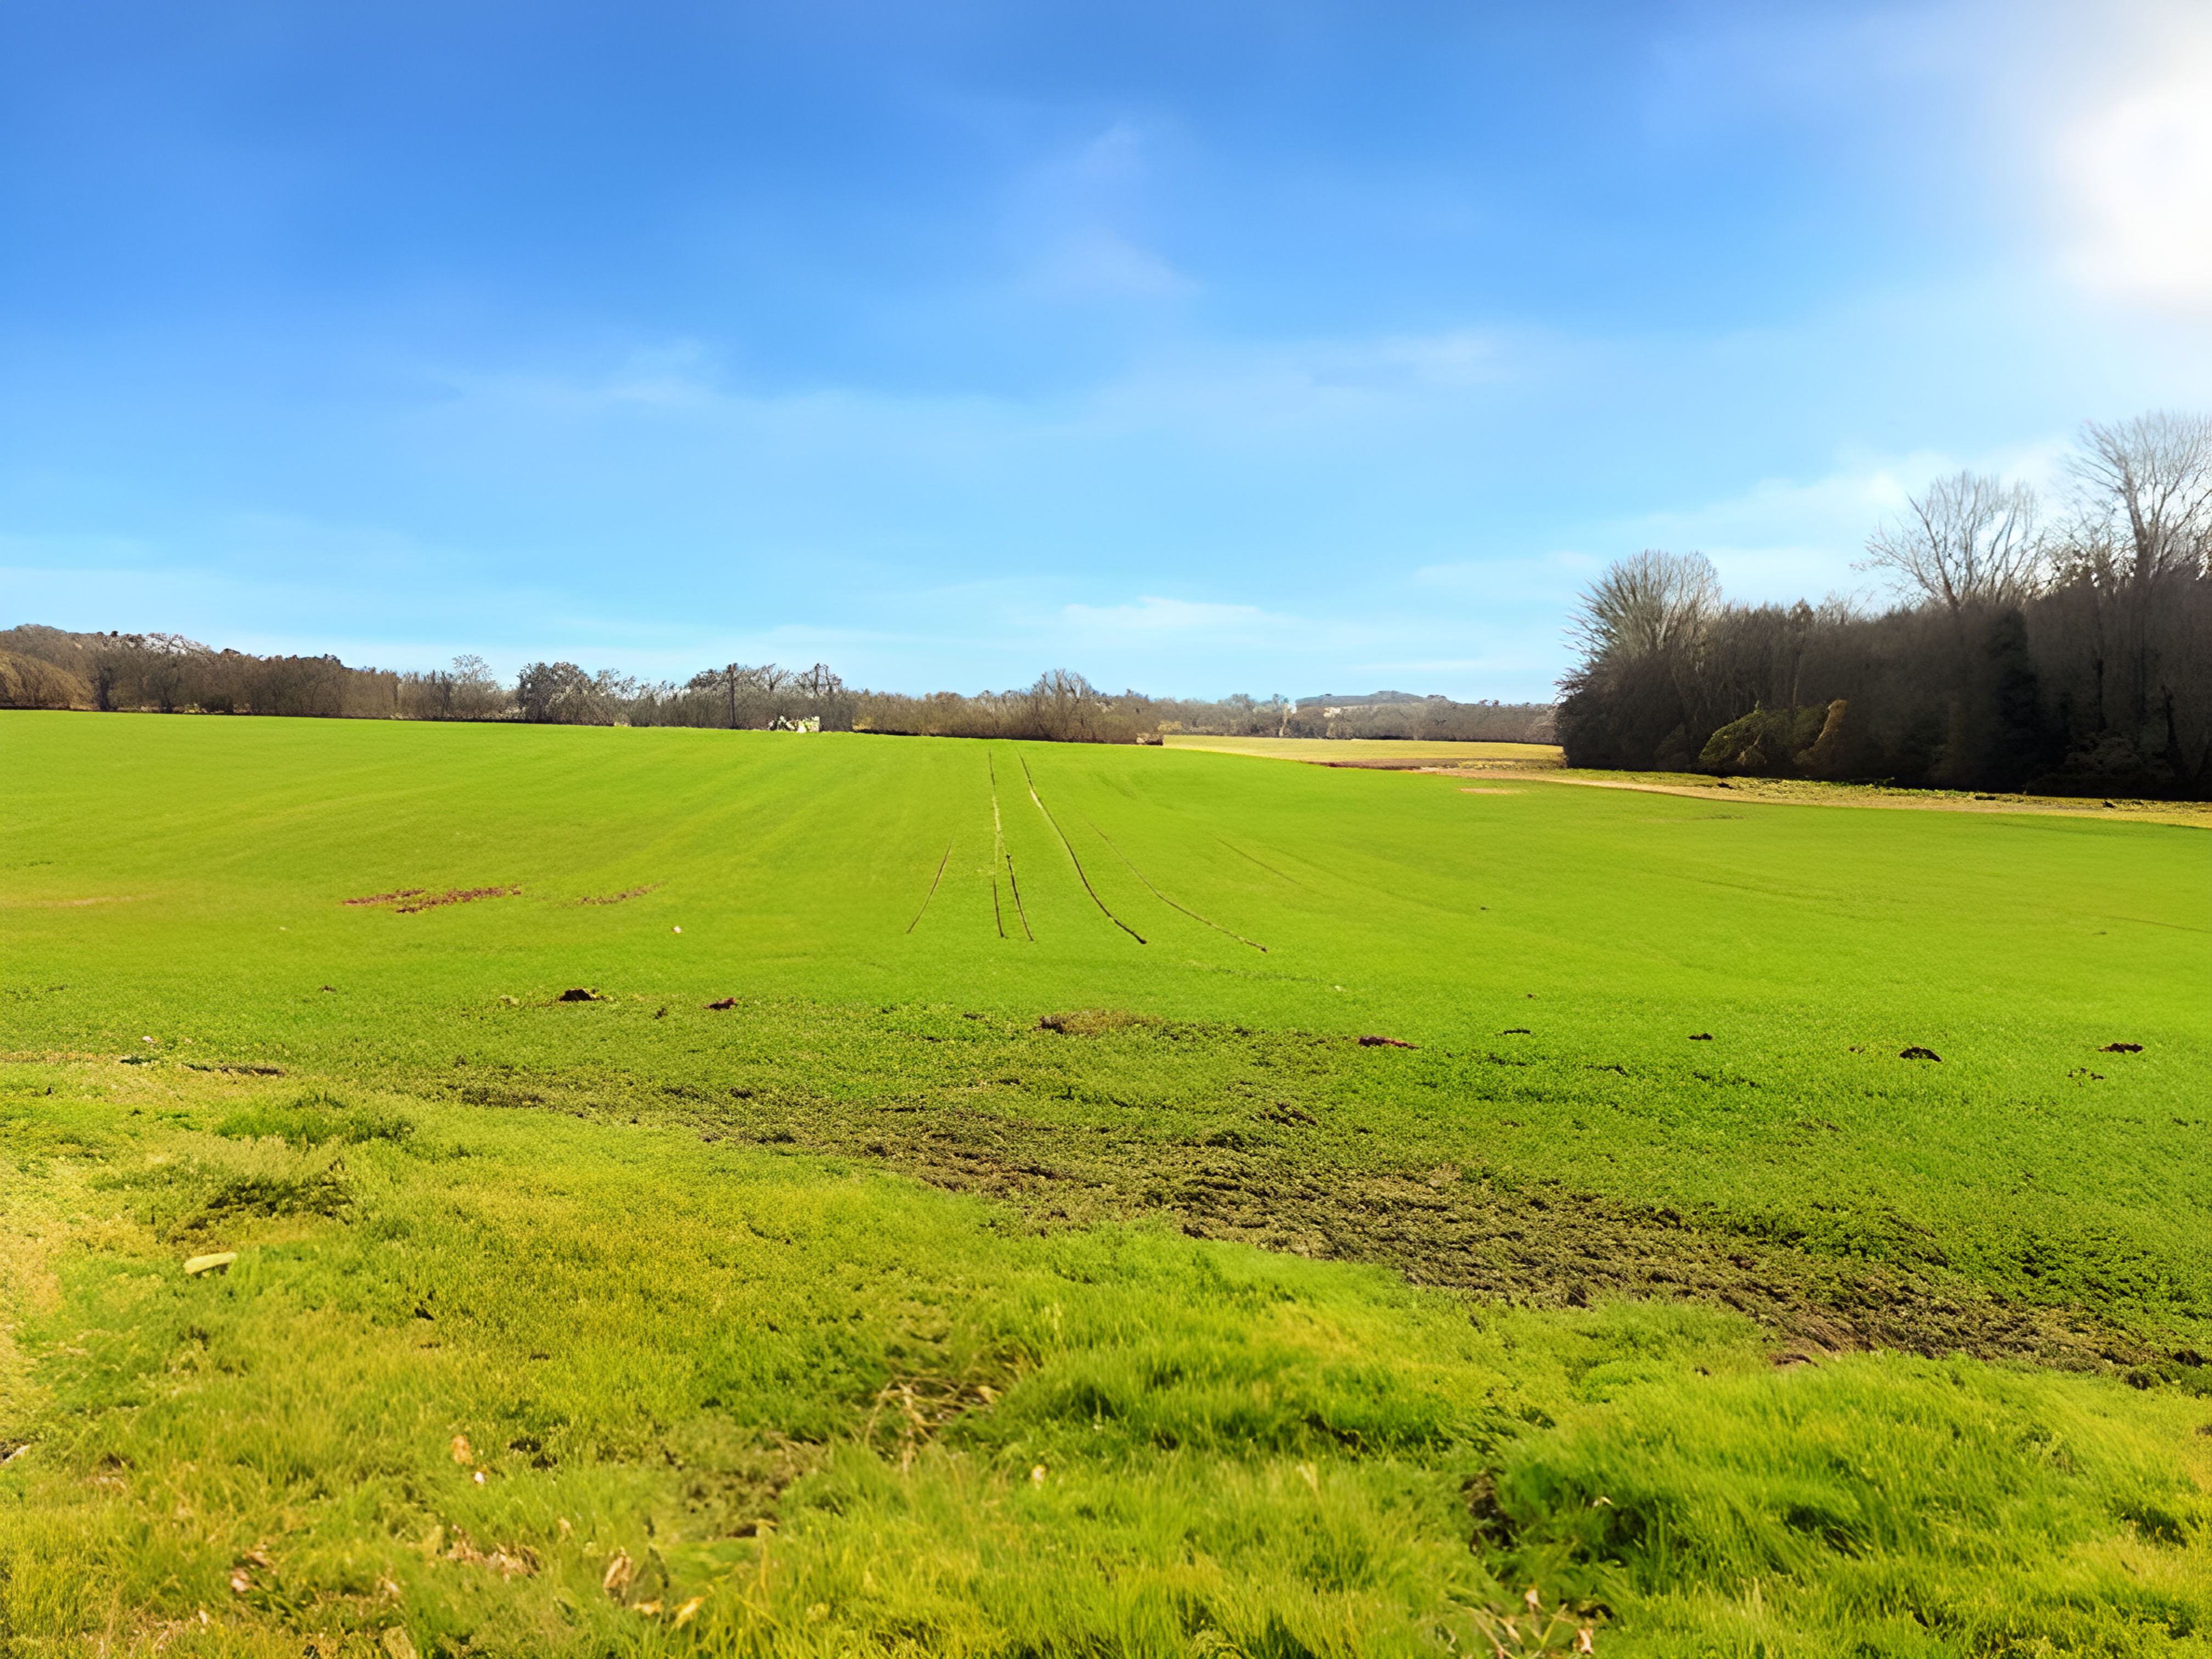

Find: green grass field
[3,712,2208,1657]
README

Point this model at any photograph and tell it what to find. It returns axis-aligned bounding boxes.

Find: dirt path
[1165,735,1562,764]
[1164,735,2205,826]
[1452,770,2212,829]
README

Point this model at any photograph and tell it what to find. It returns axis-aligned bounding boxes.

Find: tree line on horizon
[0,628,1554,746]
[1556,410,2212,800]
[10,413,2202,795]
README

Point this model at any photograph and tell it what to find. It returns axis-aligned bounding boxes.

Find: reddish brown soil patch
[343,885,517,912]
[578,884,661,906]
[397,887,518,913]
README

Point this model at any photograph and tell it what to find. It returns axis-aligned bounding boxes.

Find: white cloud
[596,340,725,408]
[1630,488,1880,599]
[2057,49,2212,314]
[1413,548,1598,585]
[1646,1,2212,321]
[1046,596,1381,661]
[408,311,1554,487]
[1021,228,1195,300]
[1002,119,1199,303]
[1601,439,2073,604]
[1056,595,1285,637]
[1632,463,1920,543]
[1310,330,1515,390]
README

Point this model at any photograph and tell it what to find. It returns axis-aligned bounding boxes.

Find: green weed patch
[215,1091,417,1151]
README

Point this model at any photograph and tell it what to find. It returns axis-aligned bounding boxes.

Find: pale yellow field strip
[1163,736,2205,825]
[1163,735,1564,764]
[1474,771,2212,828]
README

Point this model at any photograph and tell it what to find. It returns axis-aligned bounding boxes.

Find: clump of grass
[1038,1008,1155,1036]
[215,1089,414,1149]
[6,1074,2209,1657]
[182,1169,351,1229]
[1482,1352,2212,1647]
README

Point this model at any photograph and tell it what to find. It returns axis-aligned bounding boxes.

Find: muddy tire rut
[715,1101,2181,1379]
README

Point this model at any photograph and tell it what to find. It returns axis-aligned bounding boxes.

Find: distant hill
[1293,690,1435,710]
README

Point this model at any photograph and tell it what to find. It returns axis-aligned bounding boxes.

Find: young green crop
[2,710,2207,1656]
[4,712,2201,1050]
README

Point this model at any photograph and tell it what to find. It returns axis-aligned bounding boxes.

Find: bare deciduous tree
[2063,410,2212,585]
[1858,472,2044,617]
[517,661,598,723]
[1556,411,2212,797]
[0,650,91,708]
[442,654,510,719]
[1567,551,1721,661]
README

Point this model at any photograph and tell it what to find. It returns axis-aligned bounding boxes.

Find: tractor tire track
[988,755,1032,940]
[905,843,954,934]
[1084,816,1266,951]
[1020,756,1145,944]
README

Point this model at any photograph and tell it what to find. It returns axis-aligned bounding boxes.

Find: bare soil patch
[724,1098,2181,1378]
[343,885,520,912]
[578,884,661,905]
[414,1021,2194,1384]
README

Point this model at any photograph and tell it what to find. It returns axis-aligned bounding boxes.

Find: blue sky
[3,0,2208,699]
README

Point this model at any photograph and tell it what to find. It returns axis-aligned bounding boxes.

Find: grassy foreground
[2,712,2208,1657]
